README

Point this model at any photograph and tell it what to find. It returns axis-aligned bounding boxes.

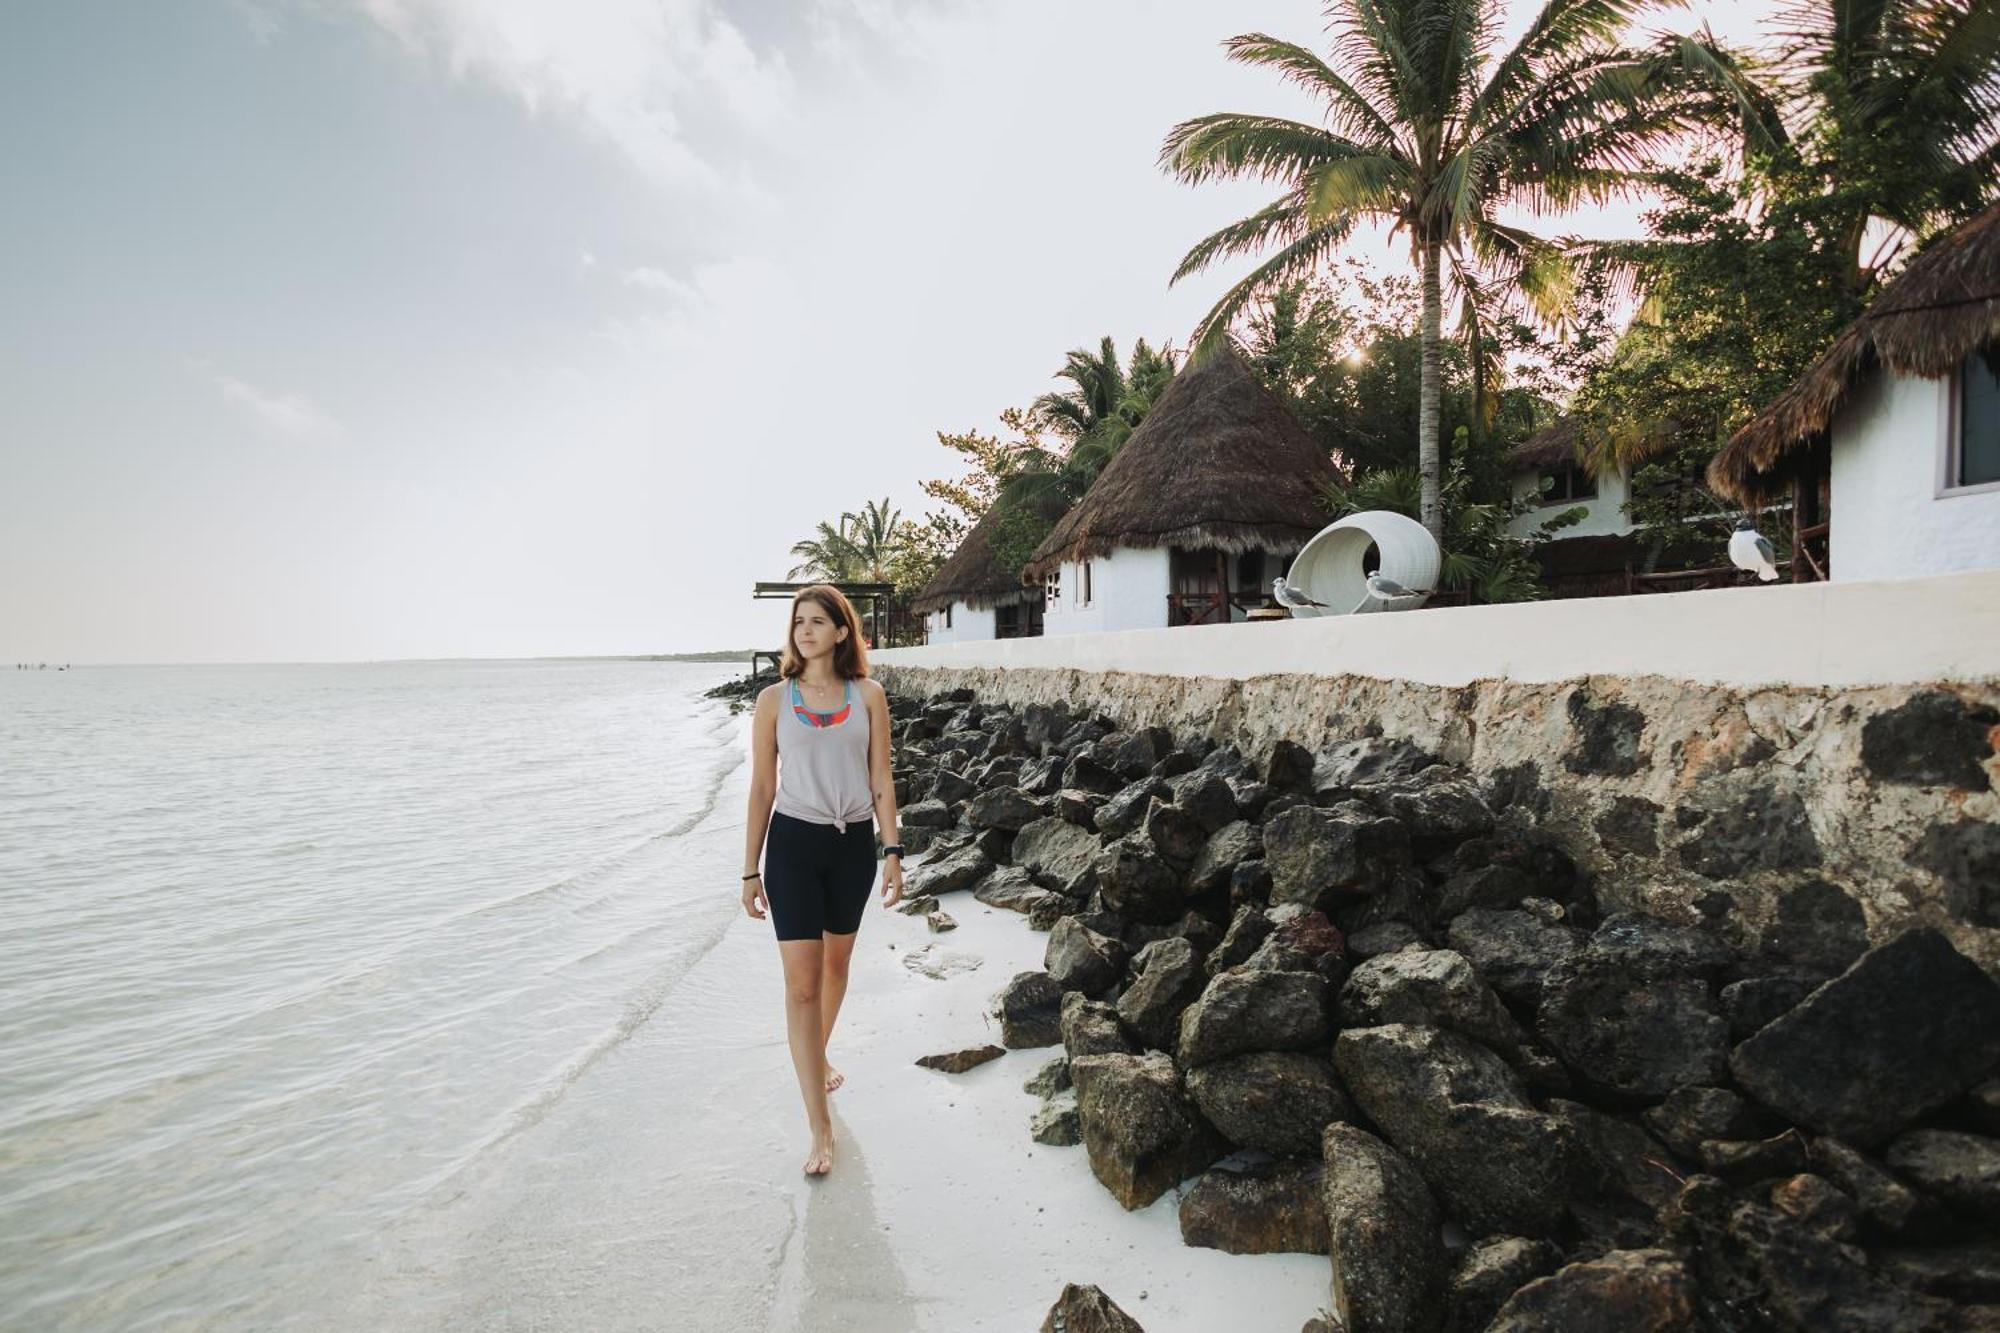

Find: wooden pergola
[749,581,904,674]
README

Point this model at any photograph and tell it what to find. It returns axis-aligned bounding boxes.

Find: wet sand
[331,746,1332,1331]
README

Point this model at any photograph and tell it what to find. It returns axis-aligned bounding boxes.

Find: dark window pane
[1962,350,2000,487]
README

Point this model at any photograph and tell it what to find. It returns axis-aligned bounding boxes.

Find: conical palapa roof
[910,489,1068,614]
[1022,347,1339,579]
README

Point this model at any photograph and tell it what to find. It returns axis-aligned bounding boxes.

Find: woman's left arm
[867,680,904,907]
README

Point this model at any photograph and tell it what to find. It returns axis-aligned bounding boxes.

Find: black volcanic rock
[1044,916,1128,996]
[1445,908,1584,1006]
[907,844,996,898]
[996,970,1063,1049]
[965,786,1049,833]
[1861,689,1998,789]
[1333,1024,1575,1237]
[1095,777,1170,838]
[1339,948,1523,1056]
[1323,1123,1445,1333]
[1885,1129,2000,1221]
[1070,1050,1221,1210]
[1443,1237,1561,1333]
[1095,834,1184,925]
[1264,738,1317,794]
[1116,936,1206,1051]
[1179,1156,1328,1255]
[1485,1249,1695,1332]
[1188,820,1260,895]
[1352,765,1495,854]
[1759,879,1870,975]
[1060,991,1136,1060]
[1262,804,1410,912]
[1562,692,1649,778]
[1013,815,1101,898]
[1177,969,1331,1068]
[1186,1051,1352,1155]
[1535,914,1731,1099]
[1038,1283,1143,1333]
[1730,928,2000,1146]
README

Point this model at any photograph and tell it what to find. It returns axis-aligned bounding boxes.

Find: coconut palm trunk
[1418,237,1445,542]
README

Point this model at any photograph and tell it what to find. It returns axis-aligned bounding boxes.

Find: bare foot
[803,1127,835,1177]
[825,1065,845,1094]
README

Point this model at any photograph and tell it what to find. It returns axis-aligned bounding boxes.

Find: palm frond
[1159,113,1355,185]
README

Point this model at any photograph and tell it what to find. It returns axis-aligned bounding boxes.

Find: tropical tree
[1032,337,1130,441]
[840,497,902,582]
[1676,0,2000,294]
[786,518,864,581]
[785,497,903,582]
[1161,0,1701,542]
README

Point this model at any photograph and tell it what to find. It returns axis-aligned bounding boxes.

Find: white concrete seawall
[872,571,2000,972]
[876,571,2000,689]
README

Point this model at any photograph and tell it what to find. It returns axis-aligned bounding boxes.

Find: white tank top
[772,677,876,832]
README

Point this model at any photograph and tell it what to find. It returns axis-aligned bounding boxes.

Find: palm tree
[787,498,904,582]
[1679,0,2000,293]
[842,497,903,582]
[1162,0,1696,541]
[786,517,864,581]
[1032,337,1128,441]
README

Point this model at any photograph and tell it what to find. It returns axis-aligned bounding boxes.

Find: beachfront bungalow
[909,494,1064,643]
[1505,416,1636,541]
[1021,347,1341,632]
[1711,199,2000,582]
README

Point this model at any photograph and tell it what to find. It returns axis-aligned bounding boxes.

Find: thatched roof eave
[1712,200,2000,506]
[1022,347,1340,580]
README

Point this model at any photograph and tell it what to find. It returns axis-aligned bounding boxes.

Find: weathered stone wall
[876,664,2000,973]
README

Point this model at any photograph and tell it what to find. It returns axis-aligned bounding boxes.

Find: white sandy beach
[331,722,1332,1332]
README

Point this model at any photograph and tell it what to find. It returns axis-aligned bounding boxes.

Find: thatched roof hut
[1021,347,1339,579]
[1511,416,1583,473]
[910,490,1067,615]
[1711,199,2000,505]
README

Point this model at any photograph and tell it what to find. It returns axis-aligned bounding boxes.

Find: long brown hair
[778,584,870,680]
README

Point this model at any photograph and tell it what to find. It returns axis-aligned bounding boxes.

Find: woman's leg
[778,938,835,1173]
[818,825,875,1092]
[819,930,858,1091]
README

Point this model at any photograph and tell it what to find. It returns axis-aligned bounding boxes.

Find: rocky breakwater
[886,685,2000,1332]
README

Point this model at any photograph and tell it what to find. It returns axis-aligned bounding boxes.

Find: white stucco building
[1714,199,2000,582]
[1023,348,1339,636]
[910,491,1060,643]
[1505,417,1637,541]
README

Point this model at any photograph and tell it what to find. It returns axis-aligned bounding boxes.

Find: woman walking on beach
[742,585,905,1177]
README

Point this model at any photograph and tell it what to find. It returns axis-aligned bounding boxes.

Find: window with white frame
[1078,560,1093,607]
[943,604,953,629]
[1045,567,1061,604]
[1951,349,2000,491]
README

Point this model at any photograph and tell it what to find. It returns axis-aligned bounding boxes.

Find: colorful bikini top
[789,677,853,728]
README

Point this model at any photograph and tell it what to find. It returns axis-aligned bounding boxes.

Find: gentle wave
[0,659,751,1331]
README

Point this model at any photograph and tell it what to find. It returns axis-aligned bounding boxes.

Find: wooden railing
[1166,590,1268,626]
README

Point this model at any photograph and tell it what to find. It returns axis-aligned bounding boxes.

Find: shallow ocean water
[0,660,746,1330]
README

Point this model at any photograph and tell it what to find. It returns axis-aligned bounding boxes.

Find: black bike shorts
[763,810,877,941]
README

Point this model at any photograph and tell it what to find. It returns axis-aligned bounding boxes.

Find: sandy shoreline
[331,721,1331,1332]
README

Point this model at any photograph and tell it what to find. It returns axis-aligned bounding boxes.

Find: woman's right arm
[741,686,779,917]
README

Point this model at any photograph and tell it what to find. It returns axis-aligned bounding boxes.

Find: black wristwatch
[882,844,905,859]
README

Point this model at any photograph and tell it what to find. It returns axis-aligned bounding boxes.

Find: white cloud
[213,373,341,440]
[619,264,695,300]
[345,0,796,188]
[229,0,287,43]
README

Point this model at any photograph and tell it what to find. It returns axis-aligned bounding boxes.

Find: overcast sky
[1,0,1777,663]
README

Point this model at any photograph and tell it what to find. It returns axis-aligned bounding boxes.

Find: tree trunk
[1418,239,1445,544]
